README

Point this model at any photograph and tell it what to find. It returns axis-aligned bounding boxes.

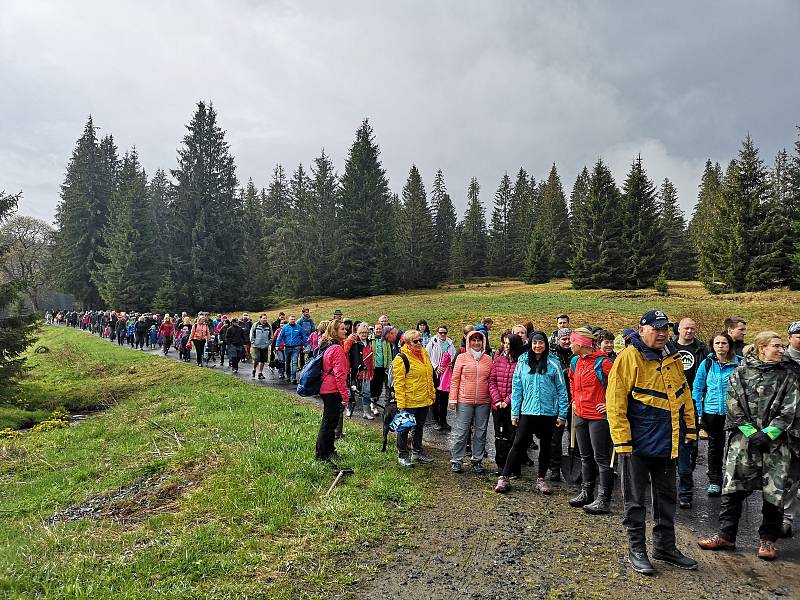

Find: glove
[749,431,771,452]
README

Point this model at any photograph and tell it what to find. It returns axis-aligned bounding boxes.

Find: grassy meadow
[0,327,421,599]
[264,279,800,348]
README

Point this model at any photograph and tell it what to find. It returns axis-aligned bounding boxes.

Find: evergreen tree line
[50,102,800,312]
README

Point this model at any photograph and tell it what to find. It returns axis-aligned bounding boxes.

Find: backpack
[570,355,609,388]
[296,343,333,397]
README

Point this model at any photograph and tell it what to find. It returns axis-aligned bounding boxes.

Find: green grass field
[265,279,800,348]
[0,328,421,599]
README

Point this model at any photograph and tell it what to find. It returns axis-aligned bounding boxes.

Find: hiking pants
[550,421,565,472]
[433,389,450,428]
[451,403,490,463]
[317,392,342,461]
[574,415,614,490]
[620,454,677,552]
[502,414,556,478]
[703,414,726,486]
[492,406,519,475]
[370,367,387,401]
[720,491,782,542]
[397,406,429,459]
[193,340,205,366]
[162,336,172,355]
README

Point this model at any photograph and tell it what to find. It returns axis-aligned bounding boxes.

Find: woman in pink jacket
[316,320,350,467]
[449,330,494,474]
[490,333,525,476]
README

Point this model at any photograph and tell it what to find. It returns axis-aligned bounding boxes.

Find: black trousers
[162,336,172,355]
[370,367,387,401]
[574,415,614,489]
[703,414,726,486]
[432,389,450,427]
[719,491,783,542]
[502,415,556,478]
[620,454,677,551]
[135,332,146,349]
[550,422,565,471]
[316,392,342,460]
[397,406,429,458]
[492,406,519,475]
[193,340,205,366]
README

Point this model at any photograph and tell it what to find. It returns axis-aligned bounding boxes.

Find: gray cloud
[1,0,798,222]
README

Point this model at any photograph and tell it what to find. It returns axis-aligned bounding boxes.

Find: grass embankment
[0,328,421,599]
[267,279,800,347]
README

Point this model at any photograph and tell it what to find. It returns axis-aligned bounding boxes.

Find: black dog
[381,397,398,452]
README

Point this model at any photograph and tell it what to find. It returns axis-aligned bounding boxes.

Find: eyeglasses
[438,331,447,335]
[411,340,423,345]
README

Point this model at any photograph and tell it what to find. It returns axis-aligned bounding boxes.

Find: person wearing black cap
[606,309,698,575]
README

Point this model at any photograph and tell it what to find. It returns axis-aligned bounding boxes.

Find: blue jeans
[285,346,301,380]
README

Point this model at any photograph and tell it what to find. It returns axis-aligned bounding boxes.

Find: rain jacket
[692,353,742,418]
[250,321,272,349]
[392,344,435,410]
[319,343,350,402]
[449,331,493,405]
[489,352,517,410]
[511,353,569,421]
[276,322,307,348]
[425,336,456,368]
[569,351,613,420]
[606,333,696,459]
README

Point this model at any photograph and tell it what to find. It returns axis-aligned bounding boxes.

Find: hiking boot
[362,410,375,420]
[697,533,736,551]
[451,461,463,473]
[495,476,510,493]
[583,487,611,515]
[412,452,434,464]
[258,373,265,380]
[757,540,777,560]
[535,477,553,495]
[548,468,561,482]
[569,481,595,508]
[707,484,722,497]
[251,369,256,378]
[679,498,692,510]
[397,457,414,468]
[472,461,487,475]
[652,547,698,570]
[628,549,655,575]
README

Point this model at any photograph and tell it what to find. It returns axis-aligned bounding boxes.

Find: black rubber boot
[583,487,611,515]
[568,481,595,507]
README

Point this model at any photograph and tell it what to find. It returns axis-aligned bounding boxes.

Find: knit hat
[788,321,800,335]
[557,327,572,338]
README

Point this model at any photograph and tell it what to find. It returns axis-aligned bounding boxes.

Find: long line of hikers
[48,307,800,572]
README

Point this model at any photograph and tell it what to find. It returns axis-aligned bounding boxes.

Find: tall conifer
[507,168,534,276]
[431,170,457,281]
[488,173,513,276]
[620,156,662,288]
[307,150,339,295]
[658,179,694,280]
[398,165,437,288]
[462,177,487,277]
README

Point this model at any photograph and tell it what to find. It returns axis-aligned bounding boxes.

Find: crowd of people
[47,307,800,571]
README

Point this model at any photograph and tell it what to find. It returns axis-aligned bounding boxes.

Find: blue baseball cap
[639,310,669,328]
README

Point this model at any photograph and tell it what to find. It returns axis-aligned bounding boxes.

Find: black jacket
[226,324,246,347]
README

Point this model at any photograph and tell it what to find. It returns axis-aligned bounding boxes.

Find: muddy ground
[77,331,800,598]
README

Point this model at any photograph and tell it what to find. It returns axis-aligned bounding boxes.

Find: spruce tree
[658,178,695,280]
[170,101,240,311]
[690,160,725,288]
[487,173,513,277]
[52,117,112,308]
[240,179,268,307]
[0,190,36,399]
[307,150,339,295]
[524,225,551,283]
[431,169,457,282]
[788,128,800,288]
[449,222,467,282]
[570,167,590,222]
[93,149,159,310]
[398,165,437,288]
[570,159,625,289]
[151,271,178,314]
[537,164,571,278]
[507,168,534,276]
[147,168,172,278]
[334,119,393,297]
[746,149,795,290]
[620,156,662,289]
[462,177,487,277]
[262,165,292,301]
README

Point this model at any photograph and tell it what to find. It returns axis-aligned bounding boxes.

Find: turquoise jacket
[692,353,742,418]
[511,353,569,421]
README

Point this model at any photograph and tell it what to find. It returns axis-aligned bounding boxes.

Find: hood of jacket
[465,329,487,355]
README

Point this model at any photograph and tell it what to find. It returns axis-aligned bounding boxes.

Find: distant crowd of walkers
[47,307,800,571]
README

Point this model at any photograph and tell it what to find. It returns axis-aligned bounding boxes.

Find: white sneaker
[363,411,375,420]
[370,402,380,415]
[345,406,353,418]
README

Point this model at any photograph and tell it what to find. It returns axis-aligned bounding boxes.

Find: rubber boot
[569,481,595,508]
[583,487,611,515]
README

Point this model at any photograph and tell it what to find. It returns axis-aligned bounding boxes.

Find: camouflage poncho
[723,355,800,506]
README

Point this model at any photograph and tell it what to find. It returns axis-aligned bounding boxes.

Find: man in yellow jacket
[606,310,698,575]
[392,330,435,467]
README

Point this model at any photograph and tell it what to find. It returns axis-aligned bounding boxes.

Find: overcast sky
[2,1,798,223]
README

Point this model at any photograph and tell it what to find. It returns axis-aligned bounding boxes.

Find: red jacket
[569,351,613,420]
[320,344,350,402]
[158,322,175,338]
[489,353,517,410]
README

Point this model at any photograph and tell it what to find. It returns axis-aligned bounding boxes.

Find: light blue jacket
[511,353,569,421]
[692,353,742,417]
[276,323,307,348]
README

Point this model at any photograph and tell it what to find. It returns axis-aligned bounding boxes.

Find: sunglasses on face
[438,331,447,335]
[411,340,423,345]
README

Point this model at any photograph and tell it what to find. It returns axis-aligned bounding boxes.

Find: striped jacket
[606,334,696,459]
